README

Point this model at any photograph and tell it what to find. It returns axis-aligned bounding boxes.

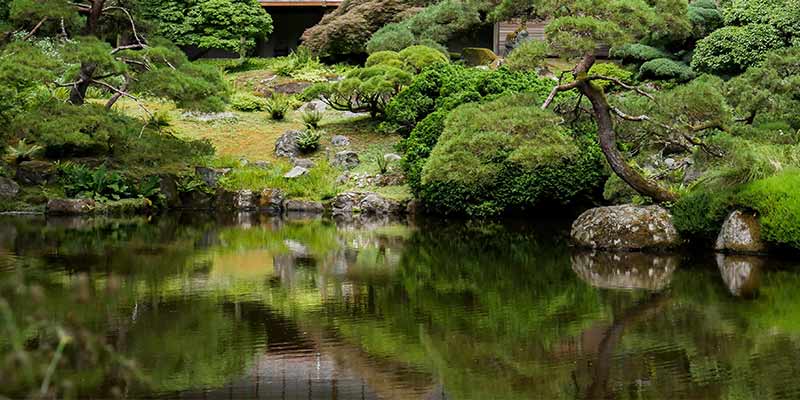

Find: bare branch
[91,79,152,118]
[22,17,48,41]
[610,107,651,122]
[587,75,654,100]
[105,75,130,110]
[541,81,580,110]
[103,6,145,46]
[111,43,144,55]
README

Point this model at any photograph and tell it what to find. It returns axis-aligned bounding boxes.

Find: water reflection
[3,215,800,399]
[716,253,762,298]
[571,251,678,291]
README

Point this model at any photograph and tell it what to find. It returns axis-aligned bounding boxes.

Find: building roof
[260,0,342,6]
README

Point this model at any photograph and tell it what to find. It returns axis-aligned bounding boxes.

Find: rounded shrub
[366,24,415,53]
[737,170,800,249]
[230,92,267,112]
[365,50,402,67]
[639,58,696,81]
[609,43,669,64]
[691,24,784,75]
[398,45,449,72]
[505,40,549,72]
[461,47,498,66]
[418,94,607,216]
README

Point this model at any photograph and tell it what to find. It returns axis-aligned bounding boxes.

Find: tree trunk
[69,63,97,105]
[84,0,105,35]
[573,54,678,203]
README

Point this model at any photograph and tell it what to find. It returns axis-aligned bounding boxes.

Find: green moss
[461,47,498,66]
[738,169,800,249]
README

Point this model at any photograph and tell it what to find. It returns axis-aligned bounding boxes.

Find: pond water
[2,213,800,399]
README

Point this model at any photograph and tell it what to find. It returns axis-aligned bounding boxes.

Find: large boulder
[16,161,56,185]
[46,198,96,215]
[332,151,360,169]
[258,188,285,214]
[571,205,681,250]
[275,130,303,158]
[715,210,767,254]
[215,189,257,211]
[284,199,325,215]
[195,166,230,189]
[0,177,20,198]
[571,251,679,291]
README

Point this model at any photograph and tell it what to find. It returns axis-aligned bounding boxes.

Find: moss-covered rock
[461,47,498,66]
[571,205,682,250]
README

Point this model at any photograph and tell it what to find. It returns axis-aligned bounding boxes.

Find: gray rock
[716,253,763,298]
[269,81,312,96]
[283,166,309,179]
[571,251,679,291]
[664,158,676,168]
[258,188,285,214]
[335,173,350,185]
[253,161,271,170]
[16,161,56,185]
[275,130,303,158]
[384,153,402,162]
[215,189,257,211]
[332,151,360,169]
[158,174,181,208]
[715,210,767,254]
[571,205,681,250]
[299,100,328,113]
[46,198,96,215]
[0,177,20,198]
[284,199,324,214]
[331,135,351,147]
[331,192,404,217]
[195,166,231,189]
[292,158,315,169]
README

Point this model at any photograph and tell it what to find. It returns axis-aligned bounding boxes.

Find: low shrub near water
[383,63,559,193]
[418,94,607,216]
[738,170,800,249]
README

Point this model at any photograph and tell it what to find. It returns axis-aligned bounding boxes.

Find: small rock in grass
[331,135,351,147]
[292,158,315,169]
[275,130,303,158]
[333,151,360,169]
[284,166,309,179]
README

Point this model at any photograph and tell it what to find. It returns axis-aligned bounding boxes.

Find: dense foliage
[419,94,607,216]
[139,0,273,57]
[382,63,558,193]
[300,0,431,58]
[366,0,490,53]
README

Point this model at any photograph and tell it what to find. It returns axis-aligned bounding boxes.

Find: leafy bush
[738,169,800,249]
[383,64,558,192]
[505,40,549,71]
[366,0,488,53]
[300,0,417,57]
[609,43,669,64]
[4,139,42,165]
[639,58,696,81]
[581,63,634,89]
[304,64,413,118]
[134,60,230,112]
[8,101,138,157]
[265,93,291,120]
[671,187,737,240]
[230,92,267,112]
[302,109,323,129]
[691,24,784,75]
[397,45,449,72]
[721,0,800,41]
[418,94,607,216]
[296,129,321,153]
[688,2,723,40]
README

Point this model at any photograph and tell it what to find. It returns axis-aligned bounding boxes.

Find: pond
[2,213,800,399]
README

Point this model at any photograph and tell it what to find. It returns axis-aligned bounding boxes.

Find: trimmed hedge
[691,24,784,75]
[609,44,669,64]
[639,58,696,82]
[418,94,607,216]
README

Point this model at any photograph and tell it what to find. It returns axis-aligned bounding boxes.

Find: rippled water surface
[2,213,800,399]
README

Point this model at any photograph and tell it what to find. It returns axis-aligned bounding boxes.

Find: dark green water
[2,213,800,399]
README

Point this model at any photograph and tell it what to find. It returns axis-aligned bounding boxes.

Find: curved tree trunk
[573,54,678,204]
[68,62,97,105]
